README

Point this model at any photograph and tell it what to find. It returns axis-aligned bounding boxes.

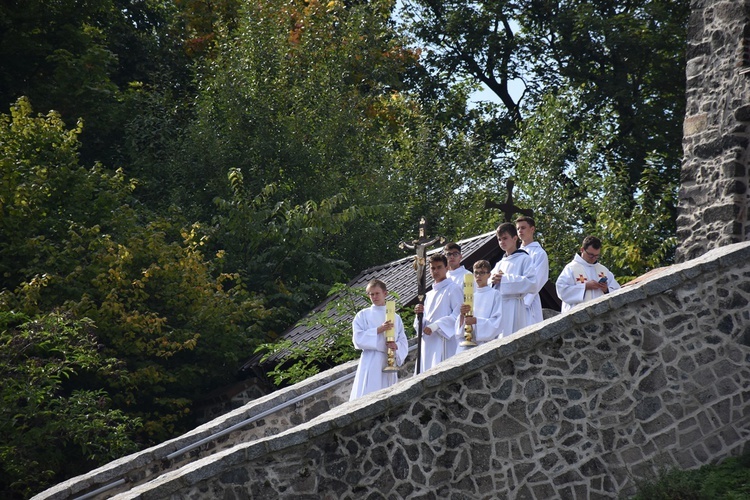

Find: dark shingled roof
[241,231,561,371]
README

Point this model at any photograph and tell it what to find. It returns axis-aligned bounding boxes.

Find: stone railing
[62,241,748,499]
[35,336,421,499]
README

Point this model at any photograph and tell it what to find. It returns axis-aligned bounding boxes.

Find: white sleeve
[352,311,385,352]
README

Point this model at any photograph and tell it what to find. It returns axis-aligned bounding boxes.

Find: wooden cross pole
[399,216,444,375]
[484,179,534,222]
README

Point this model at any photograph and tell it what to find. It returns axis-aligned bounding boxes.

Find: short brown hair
[473,260,491,273]
[366,279,387,292]
[443,242,461,254]
[581,236,602,250]
[515,216,535,227]
[429,253,447,266]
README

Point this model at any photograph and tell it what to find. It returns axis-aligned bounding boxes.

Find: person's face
[444,249,462,270]
[515,221,535,244]
[430,260,447,282]
[580,245,601,264]
[473,267,490,287]
[367,285,387,306]
[497,232,517,254]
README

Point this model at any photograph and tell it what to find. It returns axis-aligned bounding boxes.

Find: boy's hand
[377,320,393,334]
[491,271,503,285]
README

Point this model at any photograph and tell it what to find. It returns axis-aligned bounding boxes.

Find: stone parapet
[97,241,750,499]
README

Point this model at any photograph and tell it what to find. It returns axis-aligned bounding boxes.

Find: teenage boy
[444,242,472,287]
[455,260,503,353]
[414,253,463,371]
[515,216,549,326]
[491,223,537,336]
[556,236,620,313]
[349,279,409,401]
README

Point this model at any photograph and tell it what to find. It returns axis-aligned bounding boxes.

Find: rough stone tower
[678,0,750,261]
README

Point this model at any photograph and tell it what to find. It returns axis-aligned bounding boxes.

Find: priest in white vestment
[414,253,463,372]
[350,279,409,401]
[516,216,549,326]
[455,260,502,353]
[556,236,620,313]
[491,223,537,337]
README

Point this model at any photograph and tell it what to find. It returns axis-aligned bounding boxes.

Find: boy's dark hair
[473,260,491,272]
[496,223,521,250]
[581,236,602,250]
[496,222,517,238]
[443,242,461,254]
[366,279,387,292]
[429,253,448,266]
[515,216,536,227]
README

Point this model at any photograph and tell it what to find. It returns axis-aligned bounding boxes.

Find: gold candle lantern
[383,300,399,372]
[460,273,477,347]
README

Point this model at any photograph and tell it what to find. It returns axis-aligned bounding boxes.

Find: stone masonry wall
[106,242,750,499]
[678,0,750,261]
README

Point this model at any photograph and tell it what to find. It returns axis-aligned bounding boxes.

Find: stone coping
[109,241,750,499]
[34,356,362,499]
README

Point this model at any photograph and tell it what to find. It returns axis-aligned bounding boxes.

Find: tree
[510,89,677,280]
[0,98,268,447]
[0,0,196,166]
[398,0,688,276]
[0,312,141,499]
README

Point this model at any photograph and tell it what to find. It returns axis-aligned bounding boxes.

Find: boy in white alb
[455,260,502,353]
[491,223,537,337]
[556,236,620,313]
[350,279,409,401]
[444,241,472,287]
[515,216,549,326]
[414,253,463,371]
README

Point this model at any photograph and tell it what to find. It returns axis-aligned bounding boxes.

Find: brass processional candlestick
[383,300,399,372]
[460,272,477,347]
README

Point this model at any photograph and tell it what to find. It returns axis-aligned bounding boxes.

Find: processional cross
[399,216,444,375]
[484,179,534,222]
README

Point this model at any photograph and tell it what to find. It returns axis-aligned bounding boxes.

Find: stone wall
[678,0,750,261]
[98,242,750,499]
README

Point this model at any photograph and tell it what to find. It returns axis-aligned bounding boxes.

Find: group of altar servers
[350,217,620,400]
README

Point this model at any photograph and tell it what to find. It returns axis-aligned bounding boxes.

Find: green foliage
[632,453,750,500]
[212,168,380,333]
[510,90,677,280]
[256,283,411,387]
[0,312,141,499]
[0,98,268,448]
[399,0,687,279]
[256,283,366,386]
[169,0,491,273]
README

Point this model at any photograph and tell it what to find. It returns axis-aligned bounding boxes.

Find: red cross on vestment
[576,274,587,284]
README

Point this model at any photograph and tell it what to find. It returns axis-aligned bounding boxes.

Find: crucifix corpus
[484,179,534,222]
[399,216,444,375]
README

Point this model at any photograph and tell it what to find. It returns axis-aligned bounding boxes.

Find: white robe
[455,285,503,353]
[414,279,463,372]
[556,253,621,313]
[446,266,472,287]
[520,241,549,326]
[349,305,408,401]
[491,250,537,337]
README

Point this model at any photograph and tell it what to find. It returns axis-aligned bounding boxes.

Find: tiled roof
[241,231,561,371]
